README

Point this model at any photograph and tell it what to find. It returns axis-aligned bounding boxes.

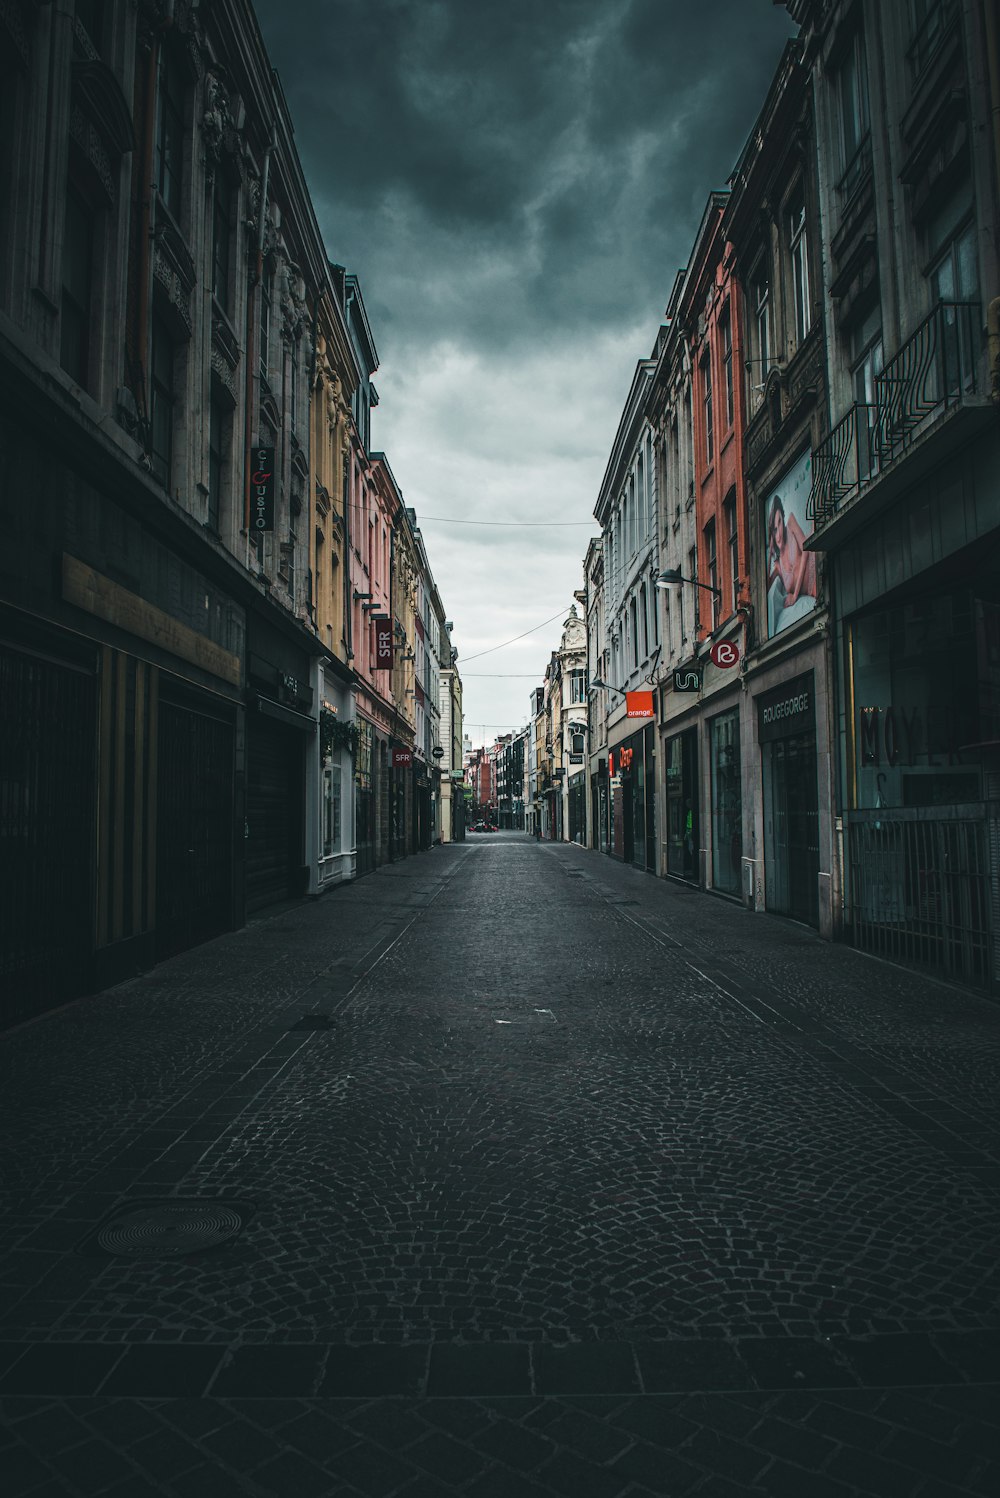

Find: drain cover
[83,1200,251,1259]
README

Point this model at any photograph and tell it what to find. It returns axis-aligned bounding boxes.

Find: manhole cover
[82,1200,251,1259]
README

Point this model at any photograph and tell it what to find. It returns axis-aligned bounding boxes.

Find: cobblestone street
[1,834,998,1497]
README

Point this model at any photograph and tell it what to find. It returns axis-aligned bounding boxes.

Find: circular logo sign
[710,639,741,669]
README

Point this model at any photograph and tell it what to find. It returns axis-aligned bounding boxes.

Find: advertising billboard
[764,449,817,638]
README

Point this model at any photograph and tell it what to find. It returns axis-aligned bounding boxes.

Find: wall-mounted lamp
[655,568,721,603]
[589,678,626,701]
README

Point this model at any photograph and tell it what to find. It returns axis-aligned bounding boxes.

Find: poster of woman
[765,449,817,637]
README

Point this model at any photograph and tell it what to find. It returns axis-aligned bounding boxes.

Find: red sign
[372,616,393,668]
[392,748,412,768]
[625,690,654,718]
[710,639,741,669]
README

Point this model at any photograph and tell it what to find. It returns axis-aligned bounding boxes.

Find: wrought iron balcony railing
[808,302,981,529]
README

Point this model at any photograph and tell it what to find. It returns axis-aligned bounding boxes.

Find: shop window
[710,709,742,896]
[60,186,94,389]
[322,764,341,856]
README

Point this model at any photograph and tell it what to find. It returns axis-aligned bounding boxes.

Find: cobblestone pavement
[1,835,997,1496]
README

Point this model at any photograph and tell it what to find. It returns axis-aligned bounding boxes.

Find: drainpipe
[243,124,276,537]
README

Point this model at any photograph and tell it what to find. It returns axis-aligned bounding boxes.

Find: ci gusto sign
[251,446,274,532]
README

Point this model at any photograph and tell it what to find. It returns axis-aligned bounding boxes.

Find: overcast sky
[254,0,797,748]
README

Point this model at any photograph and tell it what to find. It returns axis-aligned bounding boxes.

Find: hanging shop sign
[710,639,740,669]
[392,748,412,768]
[673,665,702,693]
[625,690,655,717]
[372,616,393,668]
[250,446,275,532]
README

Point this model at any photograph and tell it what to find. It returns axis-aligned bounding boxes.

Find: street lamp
[589,678,626,700]
[654,568,721,602]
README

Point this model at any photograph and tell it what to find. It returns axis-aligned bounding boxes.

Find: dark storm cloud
[250,0,796,741]
[255,0,795,346]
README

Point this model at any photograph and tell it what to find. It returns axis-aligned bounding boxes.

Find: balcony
[806,302,989,547]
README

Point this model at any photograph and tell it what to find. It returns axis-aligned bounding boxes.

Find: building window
[60,187,93,388]
[689,545,699,635]
[837,27,871,196]
[754,272,772,395]
[724,494,739,612]
[701,350,714,465]
[75,0,103,50]
[259,273,271,386]
[208,393,226,533]
[212,182,231,311]
[721,307,734,429]
[570,668,586,704]
[789,192,811,345]
[705,520,719,631]
[150,315,174,488]
[629,596,639,670]
[322,764,341,856]
[640,581,649,659]
[929,219,978,307]
[155,47,185,222]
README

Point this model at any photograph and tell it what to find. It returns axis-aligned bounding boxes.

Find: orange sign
[625,691,654,718]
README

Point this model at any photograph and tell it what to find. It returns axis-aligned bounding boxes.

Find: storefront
[244,617,314,914]
[843,583,998,990]
[608,723,655,871]
[664,726,699,883]
[317,665,354,890]
[709,707,742,897]
[757,672,819,927]
[355,716,377,876]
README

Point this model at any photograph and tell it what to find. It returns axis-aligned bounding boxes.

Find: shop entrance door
[763,732,819,926]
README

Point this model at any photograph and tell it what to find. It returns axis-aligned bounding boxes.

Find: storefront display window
[322,765,341,856]
[710,709,742,895]
[665,728,699,881]
[849,591,990,810]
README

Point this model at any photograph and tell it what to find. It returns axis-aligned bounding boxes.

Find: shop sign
[250,446,274,532]
[608,746,635,776]
[710,639,740,669]
[673,665,702,693]
[372,616,393,668]
[392,748,412,768]
[626,690,654,717]
[610,775,622,789]
[757,672,814,744]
